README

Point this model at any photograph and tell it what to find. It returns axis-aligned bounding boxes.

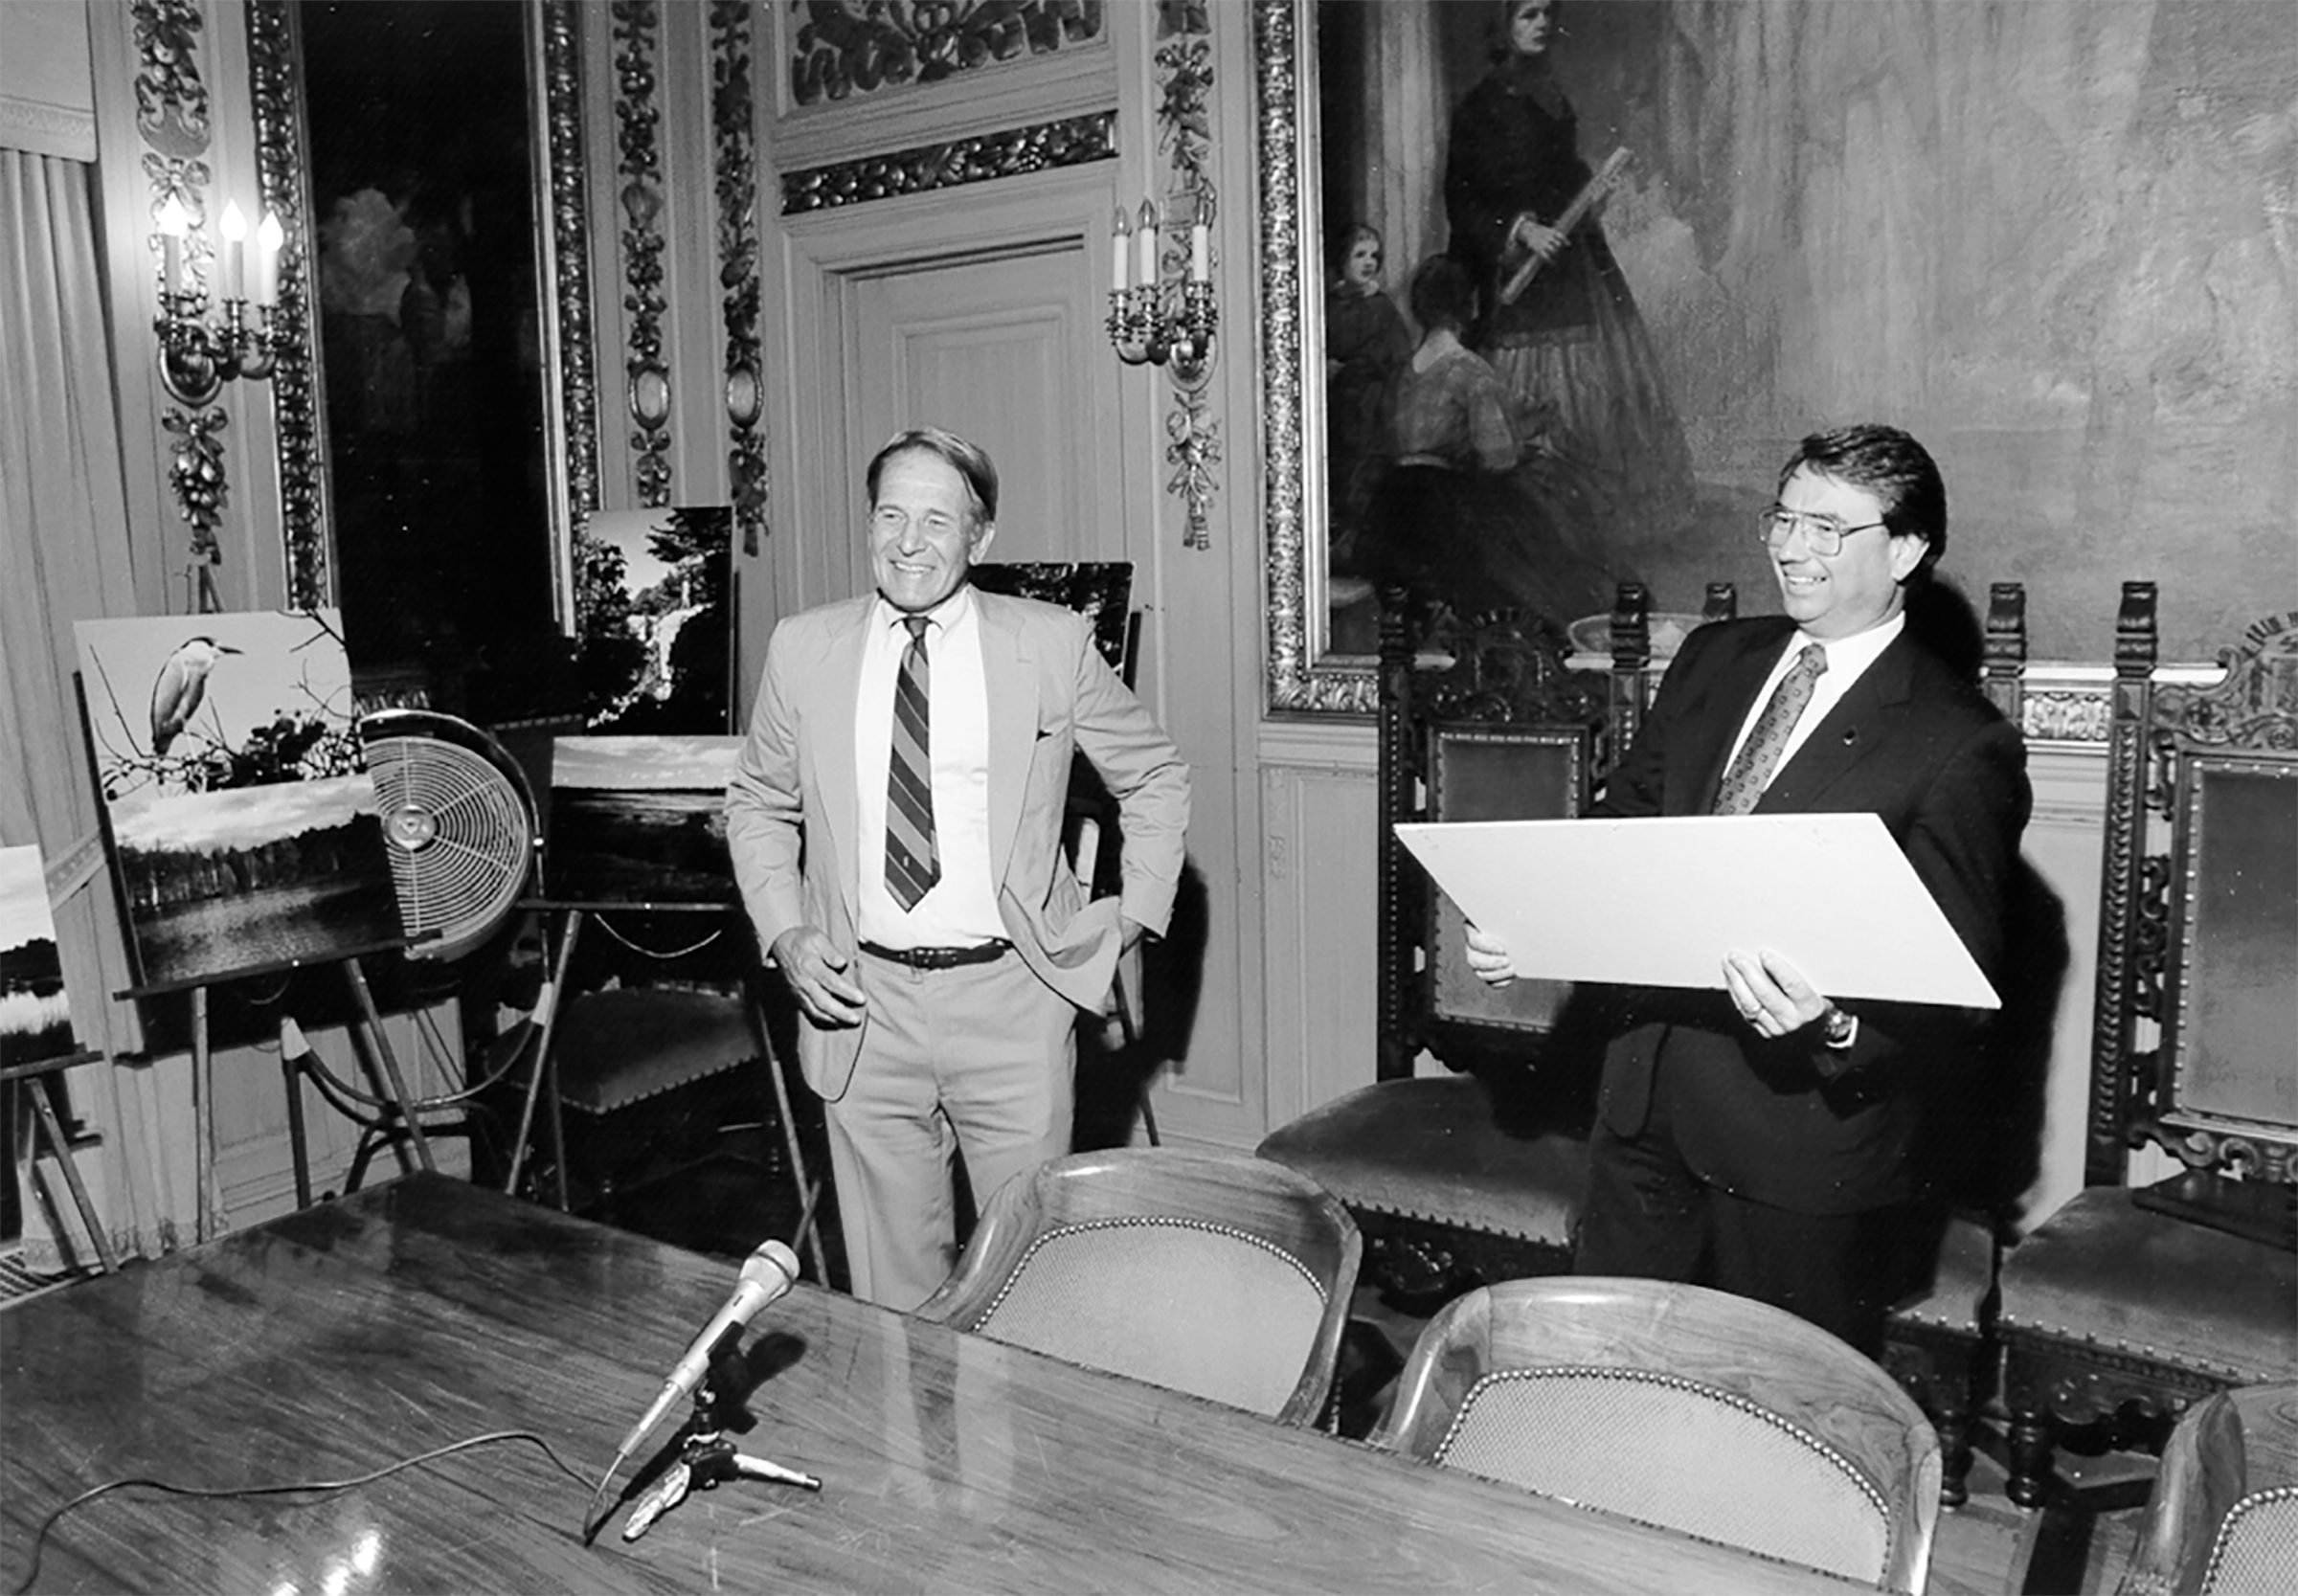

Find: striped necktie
[1712,642,1828,815]
[885,615,939,910]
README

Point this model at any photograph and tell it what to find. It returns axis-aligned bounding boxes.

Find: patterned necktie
[1712,642,1828,815]
[885,616,939,910]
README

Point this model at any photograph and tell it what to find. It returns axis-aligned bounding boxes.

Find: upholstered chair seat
[1257,1074,1587,1300]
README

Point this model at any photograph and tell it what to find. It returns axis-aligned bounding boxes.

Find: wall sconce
[1108,198,1215,385]
[155,194,282,408]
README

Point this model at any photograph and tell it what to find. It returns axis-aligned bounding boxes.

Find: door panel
[843,242,1120,590]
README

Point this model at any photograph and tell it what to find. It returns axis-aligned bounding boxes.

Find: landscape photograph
[545,734,741,908]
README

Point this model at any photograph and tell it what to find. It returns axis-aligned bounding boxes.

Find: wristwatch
[1819,1003,1859,1050]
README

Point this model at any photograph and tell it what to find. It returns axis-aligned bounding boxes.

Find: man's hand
[1120,915,1147,955]
[1721,948,1831,1041]
[771,926,867,1028]
[1464,923,1519,987]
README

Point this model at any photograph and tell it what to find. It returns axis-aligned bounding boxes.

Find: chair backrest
[2086,590,2298,1197]
[2120,1382,2298,1596]
[1375,588,1635,1079]
[1371,1276,1942,1592]
[913,1148,1361,1427]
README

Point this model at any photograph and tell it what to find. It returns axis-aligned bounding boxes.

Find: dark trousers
[1573,1105,1908,1360]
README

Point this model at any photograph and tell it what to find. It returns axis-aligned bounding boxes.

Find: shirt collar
[873,581,976,635]
[1795,608,1904,675]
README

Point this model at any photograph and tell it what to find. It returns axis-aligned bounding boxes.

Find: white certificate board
[1393,812,1998,1008]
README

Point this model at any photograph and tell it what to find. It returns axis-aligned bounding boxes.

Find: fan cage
[359,710,536,962]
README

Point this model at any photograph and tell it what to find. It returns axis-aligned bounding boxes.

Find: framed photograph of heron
[73,610,404,992]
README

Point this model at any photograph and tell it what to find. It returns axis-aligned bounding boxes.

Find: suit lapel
[814,599,871,908]
[977,592,1040,888]
[1757,633,1917,812]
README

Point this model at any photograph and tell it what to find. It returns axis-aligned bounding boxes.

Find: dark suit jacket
[1588,613,2031,1214]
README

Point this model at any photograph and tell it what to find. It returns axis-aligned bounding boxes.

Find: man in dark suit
[1468,422,2030,1354]
[727,428,1190,1310]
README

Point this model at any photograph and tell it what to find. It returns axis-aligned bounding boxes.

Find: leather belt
[858,938,1011,970]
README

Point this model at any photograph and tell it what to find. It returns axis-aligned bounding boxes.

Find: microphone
[614,1239,800,1466]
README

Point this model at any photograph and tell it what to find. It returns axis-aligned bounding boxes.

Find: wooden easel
[1,1046,120,1272]
[125,940,434,1243]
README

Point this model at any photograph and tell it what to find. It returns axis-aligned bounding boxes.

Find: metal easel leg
[279,1019,313,1208]
[506,910,582,1203]
[343,957,435,1173]
[748,988,828,1285]
[192,985,216,1242]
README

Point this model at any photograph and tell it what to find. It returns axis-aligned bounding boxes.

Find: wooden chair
[1877,580,2057,1507]
[2118,1382,2298,1596]
[1995,589,2298,1509]
[1371,1275,1941,1592]
[913,1147,1361,1428]
[1256,589,1627,1304]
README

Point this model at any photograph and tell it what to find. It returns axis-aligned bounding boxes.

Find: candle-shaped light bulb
[1190,219,1210,284]
[157,192,190,297]
[1137,199,1160,289]
[256,210,283,306]
[219,201,248,303]
[1112,206,1132,295]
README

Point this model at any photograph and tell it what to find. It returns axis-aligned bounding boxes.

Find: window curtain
[1,146,192,1270]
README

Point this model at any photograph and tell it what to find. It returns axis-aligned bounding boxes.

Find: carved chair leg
[1935,1397,1973,1509]
[2007,1402,2054,1510]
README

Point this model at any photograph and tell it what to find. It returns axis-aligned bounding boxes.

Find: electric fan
[359,709,538,961]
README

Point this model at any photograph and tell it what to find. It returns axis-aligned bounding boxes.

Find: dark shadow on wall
[1915,855,2070,1232]
[1073,861,1208,1152]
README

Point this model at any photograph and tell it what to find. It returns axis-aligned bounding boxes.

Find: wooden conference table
[0,1174,1864,1594]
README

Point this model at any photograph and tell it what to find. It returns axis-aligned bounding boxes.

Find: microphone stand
[620,1374,822,1541]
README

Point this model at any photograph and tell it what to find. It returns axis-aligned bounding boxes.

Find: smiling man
[1466,422,2030,1355]
[727,427,1189,1308]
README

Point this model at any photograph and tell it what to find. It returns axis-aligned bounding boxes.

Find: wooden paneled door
[765,175,1135,623]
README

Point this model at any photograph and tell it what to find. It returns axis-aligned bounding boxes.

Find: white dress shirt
[853,586,1003,947]
[1721,611,1906,789]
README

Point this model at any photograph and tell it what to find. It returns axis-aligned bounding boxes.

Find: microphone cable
[8,1428,592,1596]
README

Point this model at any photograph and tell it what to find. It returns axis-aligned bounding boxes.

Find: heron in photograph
[149,637,239,757]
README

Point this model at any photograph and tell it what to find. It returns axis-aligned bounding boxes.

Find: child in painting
[1359,254,1611,628]
[1323,223,1412,575]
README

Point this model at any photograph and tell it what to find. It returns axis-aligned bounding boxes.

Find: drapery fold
[1,146,192,1270]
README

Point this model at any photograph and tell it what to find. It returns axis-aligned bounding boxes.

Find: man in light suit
[1469,423,2030,1355]
[727,428,1190,1310]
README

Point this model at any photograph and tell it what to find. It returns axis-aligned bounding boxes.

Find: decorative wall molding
[1252,0,1370,715]
[539,0,602,606]
[611,0,672,506]
[247,0,326,610]
[786,0,1104,109]
[710,0,768,553]
[1149,1,1219,551]
[780,109,1115,213]
[133,0,226,606]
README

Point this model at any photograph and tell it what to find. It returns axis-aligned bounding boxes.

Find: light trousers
[823,947,1077,1311]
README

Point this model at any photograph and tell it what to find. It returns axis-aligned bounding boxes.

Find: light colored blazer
[725,589,1190,1099]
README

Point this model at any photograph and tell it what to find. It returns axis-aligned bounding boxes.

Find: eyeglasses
[1757,507,1889,558]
